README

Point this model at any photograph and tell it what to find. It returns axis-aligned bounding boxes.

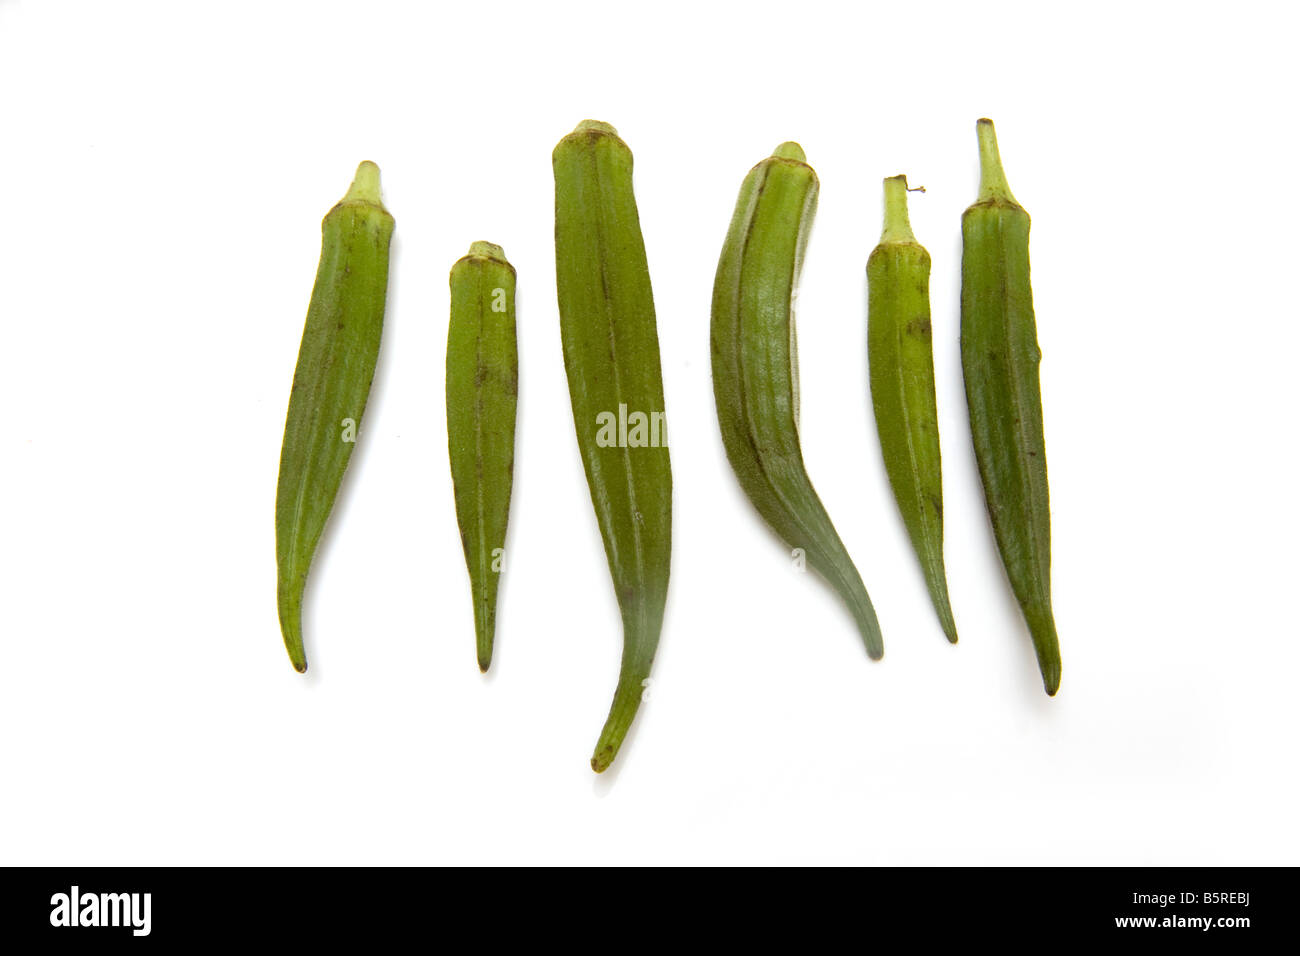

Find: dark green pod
[553,121,673,772]
[711,142,883,660]
[447,242,518,673]
[868,175,958,644]
[275,162,394,672]
[960,119,1061,694]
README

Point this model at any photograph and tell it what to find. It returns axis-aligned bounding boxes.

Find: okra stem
[772,141,807,162]
[976,118,1017,204]
[573,118,618,136]
[343,160,384,205]
[880,174,917,244]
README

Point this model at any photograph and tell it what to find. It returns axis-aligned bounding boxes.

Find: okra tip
[285,635,307,673]
[278,592,309,673]
[974,119,1018,205]
[772,141,806,163]
[880,174,918,244]
[342,160,386,207]
[1040,646,1061,696]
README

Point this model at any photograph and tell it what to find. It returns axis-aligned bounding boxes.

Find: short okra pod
[447,241,518,673]
[553,120,673,772]
[275,161,395,672]
[960,119,1061,694]
[867,175,958,643]
[712,142,883,659]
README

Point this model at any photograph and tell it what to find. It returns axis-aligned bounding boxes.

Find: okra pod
[960,119,1061,694]
[447,242,518,673]
[711,143,883,659]
[275,161,394,673]
[553,121,673,772]
[867,175,958,643]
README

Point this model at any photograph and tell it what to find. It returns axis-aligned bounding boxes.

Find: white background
[1,0,1296,865]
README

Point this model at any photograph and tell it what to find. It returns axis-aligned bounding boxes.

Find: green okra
[275,161,394,673]
[960,119,1061,694]
[553,120,673,773]
[447,241,518,673]
[711,142,883,660]
[867,175,958,644]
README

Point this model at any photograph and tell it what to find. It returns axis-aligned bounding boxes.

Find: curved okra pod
[960,119,1061,694]
[447,242,518,673]
[275,161,395,672]
[553,120,673,772]
[711,142,883,660]
[867,175,958,644]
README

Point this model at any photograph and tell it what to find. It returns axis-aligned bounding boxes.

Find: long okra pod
[960,119,1061,694]
[711,143,883,659]
[867,175,958,643]
[447,242,518,672]
[275,161,394,673]
[553,121,673,773]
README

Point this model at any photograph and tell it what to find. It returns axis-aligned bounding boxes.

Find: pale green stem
[976,118,1018,204]
[343,160,386,207]
[772,141,806,162]
[574,119,619,136]
[467,240,507,260]
[880,174,917,244]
